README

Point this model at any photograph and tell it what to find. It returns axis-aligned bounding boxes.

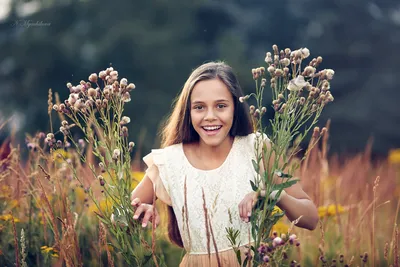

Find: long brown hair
[160,61,253,248]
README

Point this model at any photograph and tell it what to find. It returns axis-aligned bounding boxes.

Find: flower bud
[126,83,136,91]
[120,116,131,125]
[265,52,273,64]
[53,104,59,111]
[89,73,98,83]
[267,66,275,73]
[112,149,120,160]
[120,78,128,87]
[280,58,290,67]
[301,47,310,58]
[88,88,97,98]
[122,92,131,102]
[66,82,73,89]
[99,162,106,173]
[249,105,255,115]
[274,69,283,77]
[96,99,102,107]
[326,69,335,80]
[272,237,282,247]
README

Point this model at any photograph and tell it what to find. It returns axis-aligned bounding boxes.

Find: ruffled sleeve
[143,149,172,206]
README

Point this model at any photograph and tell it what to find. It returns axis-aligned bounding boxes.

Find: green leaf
[242,257,248,267]
[252,159,259,173]
[250,180,258,192]
[236,250,242,265]
[272,179,299,190]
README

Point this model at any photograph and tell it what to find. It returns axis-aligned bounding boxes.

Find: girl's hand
[131,197,160,228]
[239,190,287,223]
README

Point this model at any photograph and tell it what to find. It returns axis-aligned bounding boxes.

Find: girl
[131,62,318,266]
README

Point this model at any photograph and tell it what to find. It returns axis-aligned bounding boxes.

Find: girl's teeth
[203,126,221,131]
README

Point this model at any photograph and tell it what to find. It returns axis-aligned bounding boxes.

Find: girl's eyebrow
[192,99,230,104]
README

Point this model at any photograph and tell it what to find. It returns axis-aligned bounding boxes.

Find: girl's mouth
[201,125,222,136]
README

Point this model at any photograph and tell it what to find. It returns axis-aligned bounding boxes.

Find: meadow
[1,117,399,266]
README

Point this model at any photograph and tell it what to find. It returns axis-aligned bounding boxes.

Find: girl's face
[190,78,234,147]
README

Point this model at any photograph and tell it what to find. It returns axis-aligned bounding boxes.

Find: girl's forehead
[191,79,232,102]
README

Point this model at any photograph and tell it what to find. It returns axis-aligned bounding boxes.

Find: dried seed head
[280,58,290,67]
[284,48,291,56]
[272,99,279,105]
[102,99,108,107]
[303,66,316,77]
[121,126,128,137]
[317,56,323,64]
[321,127,328,136]
[122,92,131,102]
[265,52,273,64]
[272,44,278,54]
[261,107,267,114]
[301,47,310,59]
[66,82,73,89]
[249,105,255,114]
[53,104,59,111]
[112,149,120,160]
[89,73,98,83]
[99,71,107,79]
[120,116,131,125]
[252,68,259,79]
[96,99,102,107]
[126,83,136,91]
[239,96,245,103]
[99,162,105,173]
[326,69,335,80]
[87,88,97,98]
[267,66,275,73]
[261,78,266,87]
[61,120,68,127]
[106,67,114,75]
[287,75,307,91]
[259,67,265,75]
[313,127,320,137]
[283,67,289,74]
[275,69,283,77]
[120,78,128,87]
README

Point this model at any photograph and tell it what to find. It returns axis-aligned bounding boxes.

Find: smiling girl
[130,62,318,266]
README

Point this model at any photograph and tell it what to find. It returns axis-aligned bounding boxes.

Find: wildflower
[121,126,128,137]
[252,68,259,79]
[303,66,316,77]
[120,116,131,125]
[120,78,128,87]
[126,83,136,91]
[301,47,310,59]
[287,75,307,91]
[326,69,335,80]
[272,237,282,247]
[66,82,72,89]
[122,92,131,102]
[95,99,102,107]
[284,48,291,56]
[267,66,275,73]
[78,139,85,149]
[102,99,108,108]
[99,70,107,79]
[263,255,270,263]
[280,58,290,67]
[265,52,273,64]
[98,175,105,186]
[88,73,98,83]
[112,149,121,160]
[56,140,62,147]
[389,149,400,164]
[88,88,97,98]
[272,44,278,54]
[27,142,36,151]
[0,214,20,222]
[261,107,267,114]
[99,162,106,173]
[289,234,297,244]
[261,78,266,87]
[274,69,283,77]
[128,142,135,152]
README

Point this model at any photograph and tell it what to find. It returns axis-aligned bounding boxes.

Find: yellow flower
[272,221,289,235]
[318,204,346,218]
[0,185,12,198]
[131,171,145,190]
[389,149,400,164]
[41,246,54,253]
[0,214,20,223]
[53,149,71,164]
[51,254,59,258]
[272,206,283,215]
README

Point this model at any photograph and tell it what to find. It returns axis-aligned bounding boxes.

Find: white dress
[143,133,267,266]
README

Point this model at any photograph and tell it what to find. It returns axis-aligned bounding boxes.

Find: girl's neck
[195,135,234,160]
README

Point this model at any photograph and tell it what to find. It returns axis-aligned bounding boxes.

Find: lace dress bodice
[143,133,264,254]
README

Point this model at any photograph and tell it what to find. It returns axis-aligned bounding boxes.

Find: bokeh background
[0,0,399,158]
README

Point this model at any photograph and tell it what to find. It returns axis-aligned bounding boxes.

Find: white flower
[301,48,310,59]
[272,237,283,247]
[120,116,131,125]
[326,69,335,80]
[287,75,307,91]
[112,149,121,159]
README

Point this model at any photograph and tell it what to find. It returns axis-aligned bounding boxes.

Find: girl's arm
[239,136,319,230]
[131,175,156,204]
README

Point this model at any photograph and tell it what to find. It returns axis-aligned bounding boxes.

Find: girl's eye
[217,104,226,109]
[194,106,203,110]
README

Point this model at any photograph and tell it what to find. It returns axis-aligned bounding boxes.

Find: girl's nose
[204,109,216,121]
